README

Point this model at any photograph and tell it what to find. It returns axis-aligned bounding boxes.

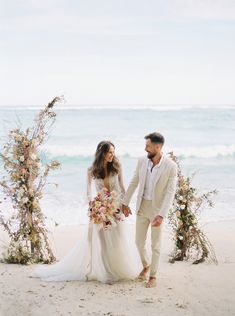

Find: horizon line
[0,103,235,108]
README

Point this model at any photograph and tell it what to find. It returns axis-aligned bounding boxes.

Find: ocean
[0,105,235,226]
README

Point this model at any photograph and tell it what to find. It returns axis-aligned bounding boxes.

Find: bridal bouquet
[89,188,123,229]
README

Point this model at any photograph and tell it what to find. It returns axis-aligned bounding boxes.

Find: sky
[0,0,235,106]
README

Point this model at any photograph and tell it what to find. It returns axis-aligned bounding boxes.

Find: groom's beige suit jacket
[123,155,177,218]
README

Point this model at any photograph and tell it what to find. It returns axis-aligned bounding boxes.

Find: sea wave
[1,104,235,111]
[43,144,235,160]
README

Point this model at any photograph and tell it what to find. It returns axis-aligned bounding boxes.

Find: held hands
[122,204,132,217]
[152,215,163,227]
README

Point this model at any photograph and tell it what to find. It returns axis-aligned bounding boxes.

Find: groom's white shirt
[123,154,177,218]
[143,155,164,200]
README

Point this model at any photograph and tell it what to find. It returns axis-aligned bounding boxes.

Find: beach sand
[0,221,235,316]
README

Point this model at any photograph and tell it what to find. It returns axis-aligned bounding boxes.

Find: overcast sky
[0,0,235,106]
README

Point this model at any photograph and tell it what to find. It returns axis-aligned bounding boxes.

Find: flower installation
[168,152,218,264]
[0,97,62,264]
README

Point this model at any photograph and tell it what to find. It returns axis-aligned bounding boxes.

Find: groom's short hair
[144,132,165,145]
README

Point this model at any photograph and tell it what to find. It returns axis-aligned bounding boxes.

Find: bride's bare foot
[137,266,150,281]
[146,276,157,288]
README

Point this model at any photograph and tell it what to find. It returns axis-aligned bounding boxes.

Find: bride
[31,141,139,284]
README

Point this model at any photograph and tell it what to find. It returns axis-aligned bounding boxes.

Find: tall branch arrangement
[0,97,62,264]
[168,152,218,264]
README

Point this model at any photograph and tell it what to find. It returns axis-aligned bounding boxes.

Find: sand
[0,221,235,316]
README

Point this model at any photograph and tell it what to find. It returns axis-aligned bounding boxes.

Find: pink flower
[100,207,106,213]
[21,168,27,175]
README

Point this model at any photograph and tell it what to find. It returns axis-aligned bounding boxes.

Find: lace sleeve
[118,165,126,197]
[87,168,93,203]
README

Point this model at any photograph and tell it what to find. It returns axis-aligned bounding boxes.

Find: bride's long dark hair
[90,141,120,179]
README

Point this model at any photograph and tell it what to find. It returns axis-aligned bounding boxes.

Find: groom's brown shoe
[137,266,150,281]
[146,276,157,288]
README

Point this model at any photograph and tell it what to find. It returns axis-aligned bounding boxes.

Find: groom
[122,132,177,288]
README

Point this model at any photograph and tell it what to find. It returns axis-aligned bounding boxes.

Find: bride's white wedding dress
[31,174,140,283]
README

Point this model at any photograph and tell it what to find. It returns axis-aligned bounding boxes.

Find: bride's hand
[122,205,132,217]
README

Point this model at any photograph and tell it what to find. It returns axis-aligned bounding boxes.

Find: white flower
[31,153,37,160]
[180,204,186,210]
[19,188,25,197]
[22,197,29,204]
[179,196,184,201]
[178,235,183,240]
[28,189,34,196]
[19,156,25,162]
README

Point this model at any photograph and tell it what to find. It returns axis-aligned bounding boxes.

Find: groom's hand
[122,204,132,217]
[152,215,163,227]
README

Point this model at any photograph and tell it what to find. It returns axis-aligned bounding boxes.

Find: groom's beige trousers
[136,199,163,278]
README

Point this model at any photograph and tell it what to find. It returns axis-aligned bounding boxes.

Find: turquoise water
[0,106,235,224]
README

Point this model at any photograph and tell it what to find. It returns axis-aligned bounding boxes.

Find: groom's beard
[147,152,156,159]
